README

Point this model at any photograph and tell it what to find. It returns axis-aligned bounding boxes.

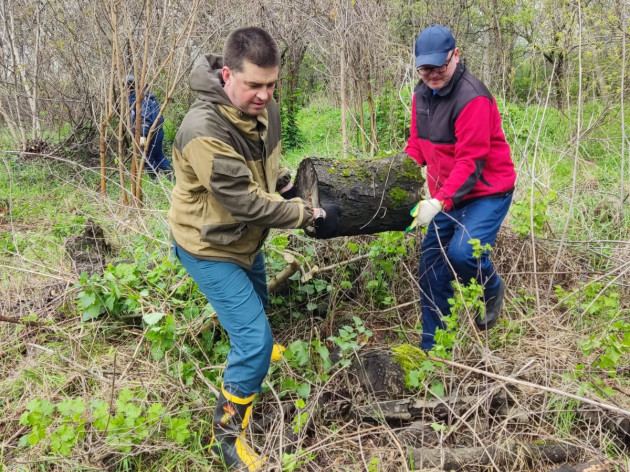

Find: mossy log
[294,153,425,236]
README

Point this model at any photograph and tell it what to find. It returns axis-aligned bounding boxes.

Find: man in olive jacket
[168,27,340,470]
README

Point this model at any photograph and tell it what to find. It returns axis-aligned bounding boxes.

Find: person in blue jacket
[126,75,173,176]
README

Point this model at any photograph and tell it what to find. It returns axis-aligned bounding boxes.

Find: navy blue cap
[414,25,456,67]
[124,74,136,88]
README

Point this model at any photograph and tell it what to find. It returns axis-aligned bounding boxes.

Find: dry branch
[27,343,110,382]
[0,315,40,326]
[300,253,370,283]
[268,253,301,293]
[431,356,630,418]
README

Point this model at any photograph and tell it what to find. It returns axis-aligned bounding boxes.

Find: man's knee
[447,240,479,272]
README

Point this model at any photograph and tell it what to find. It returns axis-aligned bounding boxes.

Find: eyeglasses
[417,51,454,76]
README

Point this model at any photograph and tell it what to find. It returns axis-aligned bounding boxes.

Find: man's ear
[222,66,231,85]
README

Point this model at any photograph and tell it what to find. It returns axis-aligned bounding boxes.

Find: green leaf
[27,429,44,446]
[147,403,166,424]
[429,380,446,398]
[286,340,310,367]
[81,303,102,321]
[57,397,86,419]
[296,383,311,398]
[143,312,166,326]
[166,417,191,443]
[77,291,96,308]
[90,399,110,431]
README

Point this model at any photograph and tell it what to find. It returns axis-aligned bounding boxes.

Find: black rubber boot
[476,278,505,331]
[210,387,264,471]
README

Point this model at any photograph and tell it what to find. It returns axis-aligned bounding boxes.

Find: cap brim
[415,51,448,67]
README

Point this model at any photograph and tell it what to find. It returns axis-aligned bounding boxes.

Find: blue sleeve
[141,95,162,137]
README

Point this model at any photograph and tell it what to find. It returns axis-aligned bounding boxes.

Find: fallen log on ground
[577,407,630,446]
[409,442,581,471]
[549,460,616,472]
[294,153,425,236]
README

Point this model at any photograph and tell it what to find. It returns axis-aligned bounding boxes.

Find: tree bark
[409,442,581,471]
[294,153,425,236]
[549,460,616,472]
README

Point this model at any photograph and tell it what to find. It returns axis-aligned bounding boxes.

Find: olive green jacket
[168,54,314,268]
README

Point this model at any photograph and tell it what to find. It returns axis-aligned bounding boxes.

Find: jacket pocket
[200,222,248,246]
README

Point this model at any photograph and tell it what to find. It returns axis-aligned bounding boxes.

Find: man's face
[222,60,279,116]
[419,48,459,90]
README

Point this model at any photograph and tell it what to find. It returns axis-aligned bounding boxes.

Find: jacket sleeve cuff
[435,194,450,211]
[275,167,292,192]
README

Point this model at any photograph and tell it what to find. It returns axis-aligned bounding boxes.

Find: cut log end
[294,159,320,207]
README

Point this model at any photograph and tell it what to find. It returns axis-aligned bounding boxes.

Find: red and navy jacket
[405,63,516,211]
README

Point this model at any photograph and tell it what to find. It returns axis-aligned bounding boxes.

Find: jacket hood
[189,54,232,107]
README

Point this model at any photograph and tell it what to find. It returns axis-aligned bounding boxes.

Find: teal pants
[173,241,272,397]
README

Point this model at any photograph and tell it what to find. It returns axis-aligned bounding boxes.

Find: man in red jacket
[405,25,516,351]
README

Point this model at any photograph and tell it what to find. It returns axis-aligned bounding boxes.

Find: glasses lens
[418,52,452,76]
[418,65,442,76]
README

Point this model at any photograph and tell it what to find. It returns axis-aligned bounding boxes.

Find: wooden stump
[294,153,425,236]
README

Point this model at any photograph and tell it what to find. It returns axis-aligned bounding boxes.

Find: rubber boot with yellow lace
[210,387,264,471]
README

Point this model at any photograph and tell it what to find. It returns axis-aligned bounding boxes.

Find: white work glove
[139,136,147,147]
[407,198,443,231]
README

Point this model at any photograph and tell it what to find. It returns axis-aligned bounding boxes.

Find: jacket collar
[218,104,269,141]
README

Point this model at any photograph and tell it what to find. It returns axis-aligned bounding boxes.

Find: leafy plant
[362,232,410,307]
[274,339,331,395]
[282,449,316,471]
[291,398,308,434]
[328,316,373,367]
[19,389,191,456]
[431,278,486,358]
[579,319,630,376]
[510,189,557,238]
[18,398,55,447]
[143,313,177,360]
[555,281,620,320]
[75,254,195,322]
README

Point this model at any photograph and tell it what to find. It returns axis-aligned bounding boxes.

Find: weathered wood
[409,442,581,471]
[267,253,301,294]
[577,407,630,446]
[549,460,615,472]
[294,153,425,236]
[354,392,510,423]
[350,350,408,399]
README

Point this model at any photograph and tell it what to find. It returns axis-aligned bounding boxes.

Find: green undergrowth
[2,95,630,470]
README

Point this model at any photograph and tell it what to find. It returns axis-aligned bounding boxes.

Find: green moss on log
[391,344,428,389]
[388,187,409,209]
[401,157,424,180]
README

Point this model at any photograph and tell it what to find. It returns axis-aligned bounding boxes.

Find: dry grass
[1,186,629,471]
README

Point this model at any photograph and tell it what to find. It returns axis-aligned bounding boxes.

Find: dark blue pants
[419,194,512,350]
[145,130,172,172]
[173,242,272,397]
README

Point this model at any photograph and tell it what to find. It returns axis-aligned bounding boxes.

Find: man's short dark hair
[223,27,280,72]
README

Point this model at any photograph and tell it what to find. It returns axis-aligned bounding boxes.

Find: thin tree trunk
[340,37,348,159]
